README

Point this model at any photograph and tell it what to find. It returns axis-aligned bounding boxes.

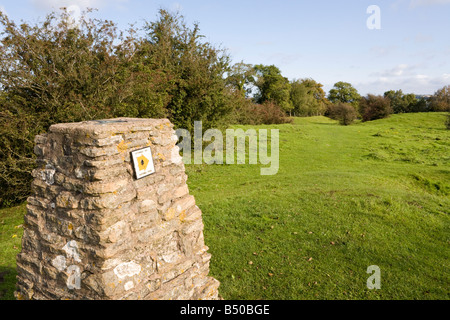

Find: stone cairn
[15,118,220,300]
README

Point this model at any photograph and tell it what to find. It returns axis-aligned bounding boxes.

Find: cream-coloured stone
[172,195,195,213]
[101,220,129,243]
[140,199,156,212]
[114,261,141,279]
[55,191,79,209]
[93,135,124,147]
[16,118,219,301]
[173,184,189,199]
[83,178,129,195]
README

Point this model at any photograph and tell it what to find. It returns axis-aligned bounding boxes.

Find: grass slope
[0,203,25,300]
[186,113,449,300]
[0,113,448,300]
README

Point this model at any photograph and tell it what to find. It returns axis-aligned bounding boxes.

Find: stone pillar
[15,118,220,300]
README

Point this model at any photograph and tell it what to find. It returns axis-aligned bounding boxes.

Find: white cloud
[415,33,434,43]
[414,74,429,80]
[409,0,450,8]
[268,52,303,65]
[30,0,128,11]
[357,62,450,94]
[170,2,183,12]
[370,45,398,57]
[374,64,411,77]
[31,0,100,10]
[358,72,450,95]
[391,0,450,10]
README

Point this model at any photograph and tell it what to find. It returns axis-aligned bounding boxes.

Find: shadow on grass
[307,121,340,126]
[0,267,17,300]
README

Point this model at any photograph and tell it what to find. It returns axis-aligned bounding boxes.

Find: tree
[0,9,234,206]
[409,98,429,112]
[141,9,233,133]
[430,85,450,112]
[326,103,358,125]
[359,94,393,122]
[252,64,293,114]
[327,81,361,110]
[226,61,255,98]
[384,90,417,113]
[290,78,327,116]
[302,78,327,102]
[0,9,134,206]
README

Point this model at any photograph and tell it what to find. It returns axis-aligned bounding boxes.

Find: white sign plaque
[131,147,155,179]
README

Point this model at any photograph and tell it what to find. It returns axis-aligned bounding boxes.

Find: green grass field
[0,113,449,300]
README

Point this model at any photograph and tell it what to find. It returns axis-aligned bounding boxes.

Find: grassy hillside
[0,203,25,300]
[0,113,448,299]
[186,113,449,300]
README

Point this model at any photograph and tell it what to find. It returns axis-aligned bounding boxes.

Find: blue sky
[1,0,449,95]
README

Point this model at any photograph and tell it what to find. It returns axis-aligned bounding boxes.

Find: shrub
[0,10,129,207]
[325,103,358,125]
[226,93,259,125]
[384,90,417,113]
[446,113,450,130]
[0,9,233,207]
[229,99,292,125]
[359,94,393,122]
[256,101,293,124]
[430,85,450,112]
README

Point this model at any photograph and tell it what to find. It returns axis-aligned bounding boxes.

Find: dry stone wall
[15,118,220,300]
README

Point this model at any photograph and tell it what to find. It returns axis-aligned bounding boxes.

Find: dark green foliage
[359,94,393,122]
[410,98,429,112]
[1,10,133,206]
[226,61,255,98]
[252,64,293,114]
[251,101,293,125]
[325,103,358,125]
[327,81,361,110]
[429,85,450,112]
[0,8,295,207]
[290,78,327,117]
[227,95,291,125]
[384,90,417,113]
[0,9,234,207]
[140,10,233,133]
[0,8,446,207]
[383,89,433,113]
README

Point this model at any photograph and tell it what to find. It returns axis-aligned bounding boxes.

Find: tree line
[0,9,449,206]
[227,63,449,123]
[325,82,449,125]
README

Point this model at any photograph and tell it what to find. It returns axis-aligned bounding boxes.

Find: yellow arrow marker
[137,154,149,171]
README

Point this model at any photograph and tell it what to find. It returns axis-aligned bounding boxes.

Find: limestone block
[16,118,219,300]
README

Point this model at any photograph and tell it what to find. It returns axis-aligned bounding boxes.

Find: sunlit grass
[186,113,449,299]
[0,113,448,300]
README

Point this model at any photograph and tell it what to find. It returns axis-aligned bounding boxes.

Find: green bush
[227,96,292,125]
[1,10,132,206]
[0,8,295,207]
[325,103,358,125]
[430,85,450,112]
[359,94,393,122]
[0,9,233,207]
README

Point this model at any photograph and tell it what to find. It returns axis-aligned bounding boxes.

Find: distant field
[0,113,449,300]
